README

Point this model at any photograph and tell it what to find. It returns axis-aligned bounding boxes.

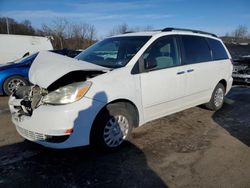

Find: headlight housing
[42,81,92,105]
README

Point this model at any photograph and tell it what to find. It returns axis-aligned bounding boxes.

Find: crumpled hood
[29,51,110,88]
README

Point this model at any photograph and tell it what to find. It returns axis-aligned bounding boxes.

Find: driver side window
[143,36,180,71]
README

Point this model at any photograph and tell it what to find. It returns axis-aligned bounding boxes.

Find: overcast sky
[0,0,249,38]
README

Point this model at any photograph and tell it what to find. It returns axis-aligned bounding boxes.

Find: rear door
[180,35,214,103]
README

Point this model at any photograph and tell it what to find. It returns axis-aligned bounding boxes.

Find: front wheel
[205,83,225,111]
[90,102,135,150]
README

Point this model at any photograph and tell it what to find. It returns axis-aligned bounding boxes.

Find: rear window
[181,35,212,64]
[207,38,229,60]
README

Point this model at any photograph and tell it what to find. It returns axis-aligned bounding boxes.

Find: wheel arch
[93,98,140,129]
[218,79,227,91]
[109,99,140,127]
[89,98,140,147]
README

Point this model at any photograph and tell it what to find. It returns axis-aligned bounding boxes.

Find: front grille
[16,126,70,143]
[16,126,46,141]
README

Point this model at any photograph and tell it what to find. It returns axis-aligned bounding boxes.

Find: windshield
[14,53,38,64]
[75,36,151,68]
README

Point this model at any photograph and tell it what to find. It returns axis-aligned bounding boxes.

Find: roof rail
[162,27,217,37]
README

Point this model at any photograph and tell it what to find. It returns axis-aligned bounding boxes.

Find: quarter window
[181,35,212,64]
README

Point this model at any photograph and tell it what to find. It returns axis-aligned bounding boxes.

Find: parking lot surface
[0,86,250,188]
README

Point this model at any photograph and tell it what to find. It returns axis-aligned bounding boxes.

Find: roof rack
[162,27,217,37]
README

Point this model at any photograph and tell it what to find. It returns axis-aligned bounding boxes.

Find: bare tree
[109,23,129,36]
[66,22,96,49]
[109,23,153,36]
[82,24,96,47]
[0,17,36,35]
[233,25,248,39]
[0,16,97,49]
[42,18,68,48]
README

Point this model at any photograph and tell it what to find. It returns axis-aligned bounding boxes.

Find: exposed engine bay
[226,43,250,84]
[9,51,110,120]
[232,56,250,84]
[11,70,105,117]
[13,85,47,116]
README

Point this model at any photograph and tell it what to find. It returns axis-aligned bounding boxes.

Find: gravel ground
[0,86,250,188]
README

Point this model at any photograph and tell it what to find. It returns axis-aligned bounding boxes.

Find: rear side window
[207,38,229,60]
[181,35,212,64]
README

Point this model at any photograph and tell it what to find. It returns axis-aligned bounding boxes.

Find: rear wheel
[3,76,28,96]
[205,83,225,111]
[90,102,135,150]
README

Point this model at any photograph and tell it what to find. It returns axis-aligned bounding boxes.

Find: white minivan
[9,28,233,149]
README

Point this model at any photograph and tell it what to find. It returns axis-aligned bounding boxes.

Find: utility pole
[6,17,10,34]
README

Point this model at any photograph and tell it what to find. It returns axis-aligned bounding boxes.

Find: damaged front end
[10,85,48,118]
[232,56,250,84]
[10,70,105,121]
[9,51,109,121]
[9,84,74,143]
[9,51,110,146]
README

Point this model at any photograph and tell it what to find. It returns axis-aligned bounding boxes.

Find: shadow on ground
[213,86,250,146]
[0,141,167,188]
[0,91,167,188]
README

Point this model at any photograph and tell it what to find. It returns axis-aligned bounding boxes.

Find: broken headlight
[42,81,92,105]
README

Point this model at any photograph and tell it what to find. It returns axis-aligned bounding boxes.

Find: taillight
[64,128,73,134]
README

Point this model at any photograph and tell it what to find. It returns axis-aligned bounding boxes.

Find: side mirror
[144,58,157,70]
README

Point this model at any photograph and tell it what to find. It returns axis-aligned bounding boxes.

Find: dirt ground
[0,86,250,188]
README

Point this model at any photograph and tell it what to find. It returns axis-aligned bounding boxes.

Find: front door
[139,36,187,122]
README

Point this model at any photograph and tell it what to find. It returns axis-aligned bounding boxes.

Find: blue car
[0,53,37,95]
[0,49,81,95]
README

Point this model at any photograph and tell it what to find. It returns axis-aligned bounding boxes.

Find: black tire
[205,83,225,111]
[90,102,136,151]
[3,76,28,96]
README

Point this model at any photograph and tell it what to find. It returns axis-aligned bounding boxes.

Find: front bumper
[9,95,105,149]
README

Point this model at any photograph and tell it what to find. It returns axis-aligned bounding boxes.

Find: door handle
[187,69,194,73]
[177,71,185,75]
